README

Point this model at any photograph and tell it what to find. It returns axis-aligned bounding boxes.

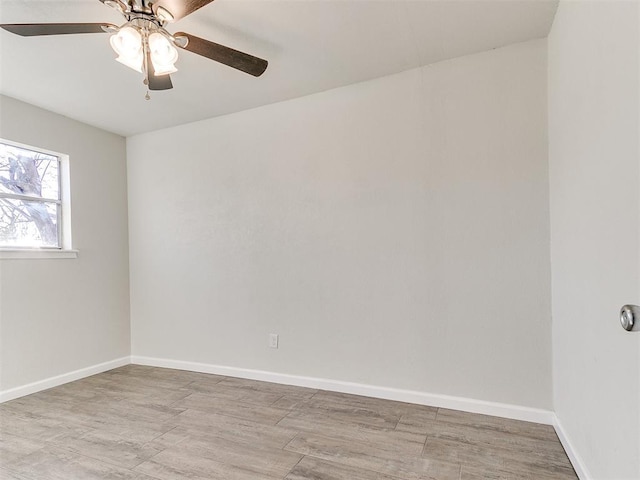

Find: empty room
[0,0,638,479]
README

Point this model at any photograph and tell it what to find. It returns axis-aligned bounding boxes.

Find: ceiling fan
[0,0,268,94]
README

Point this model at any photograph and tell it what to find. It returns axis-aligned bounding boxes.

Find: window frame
[0,138,77,259]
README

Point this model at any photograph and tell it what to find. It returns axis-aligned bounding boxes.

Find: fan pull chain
[142,75,150,100]
[142,33,151,101]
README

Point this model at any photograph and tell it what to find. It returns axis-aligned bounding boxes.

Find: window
[0,139,73,254]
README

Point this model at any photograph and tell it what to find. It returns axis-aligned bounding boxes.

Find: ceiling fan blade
[0,23,116,37]
[174,32,268,77]
[148,73,173,91]
[152,0,215,21]
[146,48,174,91]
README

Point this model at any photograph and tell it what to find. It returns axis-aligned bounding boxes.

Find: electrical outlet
[269,333,279,349]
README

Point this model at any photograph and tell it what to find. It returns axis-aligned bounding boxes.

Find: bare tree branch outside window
[0,142,60,248]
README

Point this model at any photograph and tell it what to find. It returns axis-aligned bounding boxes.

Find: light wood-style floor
[0,365,577,479]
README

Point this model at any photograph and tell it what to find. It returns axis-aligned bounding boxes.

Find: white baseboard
[553,416,592,480]
[0,356,130,403]
[131,355,555,425]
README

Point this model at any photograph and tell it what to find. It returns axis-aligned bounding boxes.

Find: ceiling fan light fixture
[148,31,179,76]
[3,0,268,93]
[110,26,143,72]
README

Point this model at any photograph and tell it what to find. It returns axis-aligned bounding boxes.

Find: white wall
[128,39,552,409]
[0,95,131,392]
[548,1,640,479]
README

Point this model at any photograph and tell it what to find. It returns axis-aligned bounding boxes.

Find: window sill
[0,249,79,260]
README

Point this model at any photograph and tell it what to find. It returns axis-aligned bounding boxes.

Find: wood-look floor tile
[82,373,189,393]
[171,408,299,448]
[395,409,439,434]
[62,376,194,406]
[101,364,222,389]
[4,390,184,425]
[2,392,115,415]
[3,447,159,480]
[423,437,577,479]
[423,435,512,469]
[47,428,164,469]
[4,406,174,445]
[278,412,426,455]
[460,464,579,480]
[30,381,126,404]
[0,408,93,443]
[36,378,192,407]
[135,433,302,479]
[72,374,191,405]
[0,468,31,480]
[133,448,281,480]
[421,420,572,469]
[310,391,438,419]
[285,455,409,480]
[280,401,401,430]
[172,392,290,424]
[217,377,317,398]
[285,433,460,480]
[436,408,557,442]
[163,432,303,477]
[272,394,318,410]
[185,380,287,406]
[0,432,44,464]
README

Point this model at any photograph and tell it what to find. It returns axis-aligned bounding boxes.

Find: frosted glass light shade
[115,54,143,72]
[110,26,143,72]
[148,32,178,76]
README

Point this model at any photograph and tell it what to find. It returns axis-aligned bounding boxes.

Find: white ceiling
[0,0,558,137]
